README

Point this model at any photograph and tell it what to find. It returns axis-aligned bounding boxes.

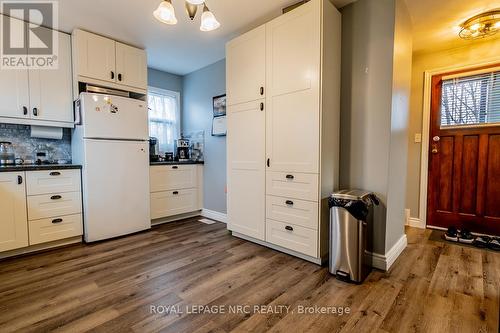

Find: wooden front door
[427,66,500,235]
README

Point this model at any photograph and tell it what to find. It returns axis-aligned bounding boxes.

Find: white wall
[405,36,500,219]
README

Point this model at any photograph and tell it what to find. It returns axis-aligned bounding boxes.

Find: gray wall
[148,68,184,127]
[182,59,227,213]
[340,0,412,255]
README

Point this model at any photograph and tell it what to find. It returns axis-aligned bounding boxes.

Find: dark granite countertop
[0,164,82,172]
[150,161,204,166]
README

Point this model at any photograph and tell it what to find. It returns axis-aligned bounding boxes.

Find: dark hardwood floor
[0,218,498,332]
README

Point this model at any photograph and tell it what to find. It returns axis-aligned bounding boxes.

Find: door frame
[417,57,500,229]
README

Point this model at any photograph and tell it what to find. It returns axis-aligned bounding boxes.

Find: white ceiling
[56,0,354,75]
[406,0,500,53]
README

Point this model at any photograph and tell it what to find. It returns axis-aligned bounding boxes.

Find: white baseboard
[369,234,408,271]
[201,209,228,223]
[407,217,426,229]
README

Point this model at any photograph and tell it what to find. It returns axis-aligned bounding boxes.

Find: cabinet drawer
[150,165,197,192]
[27,192,82,220]
[266,219,318,257]
[266,196,318,230]
[29,214,83,245]
[150,189,198,219]
[266,172,318,201]
[27,169,81,196]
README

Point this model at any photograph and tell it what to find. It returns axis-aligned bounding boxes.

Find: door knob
[431,144,438,154]
[433,136,440,142]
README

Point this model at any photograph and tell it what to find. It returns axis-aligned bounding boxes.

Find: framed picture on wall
[212,115,227,136]
[213,94,227,117]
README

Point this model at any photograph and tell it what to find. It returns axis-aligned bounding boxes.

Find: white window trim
[148,86,181,136]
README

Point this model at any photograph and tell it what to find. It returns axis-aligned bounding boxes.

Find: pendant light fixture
[200,4,220,31]
[153,0,178,25]
[153,0,220,31]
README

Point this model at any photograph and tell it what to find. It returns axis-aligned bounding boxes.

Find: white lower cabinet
[266,196,318,230]
[150,165,203,221]
[266,219,318,258]
[0,169,83,255]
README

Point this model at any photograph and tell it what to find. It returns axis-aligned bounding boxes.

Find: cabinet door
[265,1,321,173]
[73,30,116,83]
[226,25,266,106]
[29,29,73,123]
[227,100,266,240]
[115,42,147,90]
[0,17,30,120]
[0,172,28,252]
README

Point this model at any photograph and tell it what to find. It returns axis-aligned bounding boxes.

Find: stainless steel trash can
[329,190,379,284]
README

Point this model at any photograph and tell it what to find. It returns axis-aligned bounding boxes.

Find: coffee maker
[149,137,160,162]
[175,139,190,161]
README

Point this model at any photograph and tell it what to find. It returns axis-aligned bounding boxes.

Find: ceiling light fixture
[153,0,220,31]
[459,9,500,40]
[153,0,178,25]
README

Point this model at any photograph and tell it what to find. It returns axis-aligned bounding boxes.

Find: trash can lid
[331,189,373,201]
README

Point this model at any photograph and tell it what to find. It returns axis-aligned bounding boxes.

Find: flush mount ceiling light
[459,9,500,40]
[153,0,220,31]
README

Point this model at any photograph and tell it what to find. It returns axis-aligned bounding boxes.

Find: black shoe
[473,236,491,248]
[488,238,500,251]
[444,226,459,242]
[458,229,474,244]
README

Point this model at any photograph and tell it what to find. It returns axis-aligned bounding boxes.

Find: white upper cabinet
[0,16,73,127]
[72,29,147,91]
[226,25,266,106]
[0,172,28,252]
[29,28,74,123]
[265,2,321,173]
[73,29,116,83]
[115,42,148,90]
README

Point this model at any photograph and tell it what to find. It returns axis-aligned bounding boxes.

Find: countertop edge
[0,165,83,172]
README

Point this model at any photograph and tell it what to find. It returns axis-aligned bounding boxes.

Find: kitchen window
[148,87,180,154]
[440,68,500,127]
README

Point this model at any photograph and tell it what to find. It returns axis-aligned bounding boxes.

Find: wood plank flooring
[0,218,498,332]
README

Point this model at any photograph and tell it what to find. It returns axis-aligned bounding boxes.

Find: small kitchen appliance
[0,142,15,165]
[175,139,190,161]
[149,137,160,162]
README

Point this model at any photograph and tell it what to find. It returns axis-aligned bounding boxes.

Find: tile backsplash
[0,123,71,162]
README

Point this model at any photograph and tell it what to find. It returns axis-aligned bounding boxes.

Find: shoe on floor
[444,226,459,242]
[473,236,491,248]
[488,238,500,251]
[458,229,474,244]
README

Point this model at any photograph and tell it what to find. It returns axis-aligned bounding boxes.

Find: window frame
[147,86,181,142]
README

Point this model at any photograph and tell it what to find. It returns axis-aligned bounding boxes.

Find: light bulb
[469,23,483,31]
[494,21,500,29]
[200,5,220,31]
[153,0,178,25]
[186,0,205,4]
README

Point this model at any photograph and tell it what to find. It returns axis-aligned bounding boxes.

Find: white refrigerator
[72,93,151,242]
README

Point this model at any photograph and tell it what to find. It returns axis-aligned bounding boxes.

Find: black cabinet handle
[50,172,61,176]
[17,175,23,184]
[52,218,63,224]
[260,102,264,111]
[50,195,62,200]
[285,225,294,231]
[118,73,122,81]
[111,71,115,80]
[286,174,294,180]
[23,106,28,115]
[33,108,38,116]
[285,200,294,206]
[267,158,270,167]
[260,87,264,95]
[172,166,178,169]
[173,191,179,195]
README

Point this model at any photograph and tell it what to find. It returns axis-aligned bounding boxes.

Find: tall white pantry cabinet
[226,0,341,264]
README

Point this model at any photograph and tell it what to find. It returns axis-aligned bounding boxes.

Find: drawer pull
[285,200,294,206]
[52,218,63,224]
[285,174,294,180]
[50,195,62,200]
[18,175,23,185]
[172,166,179,169]
[285,225,294,231]
[50,171,61,176]
[173,191,179,195]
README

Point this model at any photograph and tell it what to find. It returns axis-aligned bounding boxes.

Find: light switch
[414,133,422,143]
